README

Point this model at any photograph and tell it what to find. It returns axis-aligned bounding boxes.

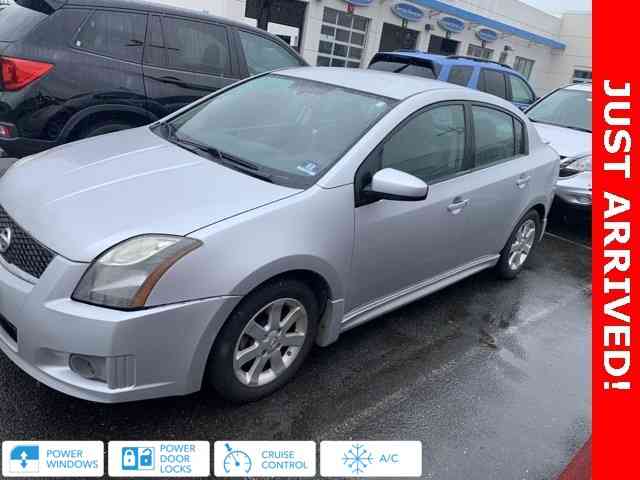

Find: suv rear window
[75,10,146,63]
[369,58,439,79]
[0,3,48,41]
[238,30,303,75]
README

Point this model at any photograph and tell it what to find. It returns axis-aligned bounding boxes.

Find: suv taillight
[0,56,53,91]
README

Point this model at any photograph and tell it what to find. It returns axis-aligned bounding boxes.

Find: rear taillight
[0,56,54,91]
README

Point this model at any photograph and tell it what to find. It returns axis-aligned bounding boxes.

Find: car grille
[0,205,55,279]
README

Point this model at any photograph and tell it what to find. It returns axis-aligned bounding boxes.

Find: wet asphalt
[0,216,591,480]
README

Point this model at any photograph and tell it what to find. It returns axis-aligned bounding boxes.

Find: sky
[520,0,592,15]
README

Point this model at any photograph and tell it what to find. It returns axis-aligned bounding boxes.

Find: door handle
[156,76,190,88]
[516,175,532,188]
[447,197,469,215]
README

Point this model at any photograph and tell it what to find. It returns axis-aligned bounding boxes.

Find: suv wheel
[80,121,135,139]
[496,210,540,279]
[206,279,319,403]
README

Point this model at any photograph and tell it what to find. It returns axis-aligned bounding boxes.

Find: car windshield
[157,74,397,188]
[527,88,592,132]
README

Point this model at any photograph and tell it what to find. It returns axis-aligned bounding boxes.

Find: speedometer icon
[223,443,252,474]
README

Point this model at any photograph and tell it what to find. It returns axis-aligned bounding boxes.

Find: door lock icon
[139,448,154,469]
[122,448,138,470]
[122,447,155,471]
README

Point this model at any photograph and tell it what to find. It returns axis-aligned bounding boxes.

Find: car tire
[206,278,319,403]
[79,122,135,139]
[496,210,541,280]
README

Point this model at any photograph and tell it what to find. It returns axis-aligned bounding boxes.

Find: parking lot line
[545,232,592,250]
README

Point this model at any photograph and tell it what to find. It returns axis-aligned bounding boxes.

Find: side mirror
[364,168,428,202]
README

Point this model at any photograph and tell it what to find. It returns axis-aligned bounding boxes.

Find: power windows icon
[10,446,39,474]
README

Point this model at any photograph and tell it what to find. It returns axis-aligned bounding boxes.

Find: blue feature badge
[121,447,155,471]
[10,445,40,474]
[297,161,320,177]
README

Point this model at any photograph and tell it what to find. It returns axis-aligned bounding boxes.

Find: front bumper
[555,173,591,209]
[0,255,240,403]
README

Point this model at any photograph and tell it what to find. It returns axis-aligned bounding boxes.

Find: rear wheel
[206,279,319,403]
[496,210,540,279]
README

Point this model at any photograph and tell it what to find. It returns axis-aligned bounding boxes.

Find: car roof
[374,51,521,74]
[279,67,468,100]
[563,83,592,92]
[64,0,259,31]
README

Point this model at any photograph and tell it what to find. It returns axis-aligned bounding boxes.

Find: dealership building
[159,0,591,95]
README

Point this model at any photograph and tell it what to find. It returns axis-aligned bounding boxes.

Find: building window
[572,68,592,84]
[513,56,535,79]
[317,7,369,69]
[467,44,494,59]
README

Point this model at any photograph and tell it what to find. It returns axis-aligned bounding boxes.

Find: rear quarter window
[0,3,48,41]
[238,30,303,75]
[74,10,147,63]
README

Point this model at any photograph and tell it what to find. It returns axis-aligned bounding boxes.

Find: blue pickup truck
[369,51,537,110]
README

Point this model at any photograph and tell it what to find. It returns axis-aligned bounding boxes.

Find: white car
[527,83,592,211]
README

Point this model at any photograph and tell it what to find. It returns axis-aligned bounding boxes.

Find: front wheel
[206,279,319,403]
[496,210,541,279]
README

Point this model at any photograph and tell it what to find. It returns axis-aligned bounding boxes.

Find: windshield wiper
[169,133,274,183]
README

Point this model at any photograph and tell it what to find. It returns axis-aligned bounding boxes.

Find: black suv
[0,0,307,157]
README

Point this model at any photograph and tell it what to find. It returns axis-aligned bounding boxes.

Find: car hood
[532,122,591,158]
[0,127,301,262]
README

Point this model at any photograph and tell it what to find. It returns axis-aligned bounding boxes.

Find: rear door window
[0,3,48,41]
[237,30,303,75]
[446,66,473,86]
[472,106,517,166]
[159,17,231,75]
[75,10,146,63]
[479,69,507,99]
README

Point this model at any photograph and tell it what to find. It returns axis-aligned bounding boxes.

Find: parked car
[368,52,537,110]
[0,0,306,157]
[526,83,592,213]
[0,68,558,403]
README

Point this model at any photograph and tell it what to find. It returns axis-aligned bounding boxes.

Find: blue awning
[409,0,566,49]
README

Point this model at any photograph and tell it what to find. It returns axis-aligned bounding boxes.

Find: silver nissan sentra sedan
[0,68,558,403]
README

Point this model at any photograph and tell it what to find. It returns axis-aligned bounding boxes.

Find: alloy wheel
[233,298,308,387]
[508,219,537,270]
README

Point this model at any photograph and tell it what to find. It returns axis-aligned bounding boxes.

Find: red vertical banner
[593,1,639,478]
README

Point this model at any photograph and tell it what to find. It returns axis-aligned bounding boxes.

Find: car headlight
[72,235,202,310]
[560,154,592,173]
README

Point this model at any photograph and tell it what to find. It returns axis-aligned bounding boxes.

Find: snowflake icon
[342,443,374,474]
